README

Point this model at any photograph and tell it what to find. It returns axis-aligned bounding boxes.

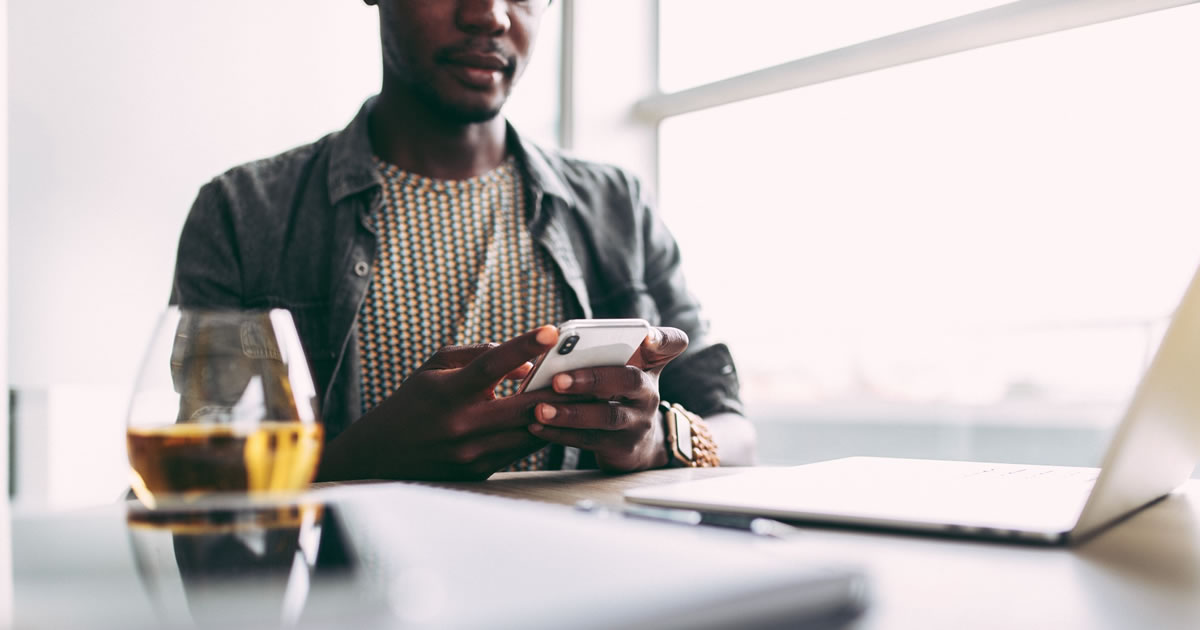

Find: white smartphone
[518,318,652,393]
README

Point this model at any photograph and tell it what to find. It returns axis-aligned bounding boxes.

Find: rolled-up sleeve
[170,180,244,309]
[632,176,744,418]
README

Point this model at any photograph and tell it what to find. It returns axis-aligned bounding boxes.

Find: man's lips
[445,64,503,89]
[445,51,507,71]
[442,52,511,89]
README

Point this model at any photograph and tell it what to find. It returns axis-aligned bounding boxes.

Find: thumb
[631,326,689,371]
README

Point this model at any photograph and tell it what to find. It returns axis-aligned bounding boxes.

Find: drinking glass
[126,307,323,508]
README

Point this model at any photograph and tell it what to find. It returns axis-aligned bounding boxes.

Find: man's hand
[316,326,563,482]
[528,327,689,472]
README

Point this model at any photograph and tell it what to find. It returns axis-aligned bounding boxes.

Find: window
[659,0,1010,92]
[657,5,1200,459]
[504,0,563,146]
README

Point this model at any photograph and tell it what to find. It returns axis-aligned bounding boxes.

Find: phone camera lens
[557,335,580,355]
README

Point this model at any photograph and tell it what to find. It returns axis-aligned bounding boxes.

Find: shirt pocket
[259,300,338,398]
[589,284,661,325]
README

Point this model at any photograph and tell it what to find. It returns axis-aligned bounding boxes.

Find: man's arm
[529,173,758,469]
[704,412,758,466]
[318,328,565,482]
[171,180,244,309]
[632,174,757,466]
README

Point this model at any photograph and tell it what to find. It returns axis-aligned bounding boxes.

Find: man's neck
[368,83,508,181]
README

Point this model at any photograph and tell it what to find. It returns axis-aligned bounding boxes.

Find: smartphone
[518,318,652,393]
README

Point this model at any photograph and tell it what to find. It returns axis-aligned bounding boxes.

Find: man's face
[373,0,547,124]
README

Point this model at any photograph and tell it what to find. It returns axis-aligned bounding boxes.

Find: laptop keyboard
[956,463,1098,483]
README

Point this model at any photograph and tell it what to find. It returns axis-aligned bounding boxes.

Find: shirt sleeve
[170,179,245,309]
[632,176,745,418]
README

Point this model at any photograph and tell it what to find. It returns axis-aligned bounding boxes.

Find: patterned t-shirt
[357,156,567,470]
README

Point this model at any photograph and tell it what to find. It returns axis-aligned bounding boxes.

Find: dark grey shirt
[171,98,742,448]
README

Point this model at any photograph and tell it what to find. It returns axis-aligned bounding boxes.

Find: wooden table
[414,467,747,507]
[406,467,1200,630]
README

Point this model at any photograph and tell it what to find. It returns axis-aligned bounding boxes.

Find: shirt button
[354,261,370,277]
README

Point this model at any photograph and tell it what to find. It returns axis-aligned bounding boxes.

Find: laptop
[627,264,1200,545]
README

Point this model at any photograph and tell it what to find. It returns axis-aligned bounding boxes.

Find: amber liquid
[128,422,323,506]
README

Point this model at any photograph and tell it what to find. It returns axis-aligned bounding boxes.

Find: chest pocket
[266,301,338,403]
[589,285,661,325]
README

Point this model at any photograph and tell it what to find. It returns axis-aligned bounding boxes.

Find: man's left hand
[528,326,689,472]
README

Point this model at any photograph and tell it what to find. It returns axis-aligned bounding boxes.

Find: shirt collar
[326,96,575,210]
[327,97,382,206]
[505,123,575,210]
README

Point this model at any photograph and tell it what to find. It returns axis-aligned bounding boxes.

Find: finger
[630,326,689,371]
[445,429,546,466]
[526,423,626,453]
[535,400,647,431]
[454,326,557,391]
[419,343,499,371]
[551,365,655,402]
[436,441,548,481]
[476,443,551,476]
[504,361,534,381]
[443,389,570,437]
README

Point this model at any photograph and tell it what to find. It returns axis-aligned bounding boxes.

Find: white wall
[6,0,561,507]
[1,0,8,495]
[2,0,11,621]
[8,0,561,393]
[8,0,382,390]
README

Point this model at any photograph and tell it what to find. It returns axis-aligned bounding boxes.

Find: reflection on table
[127,502,351,627]
[13,478,867,629]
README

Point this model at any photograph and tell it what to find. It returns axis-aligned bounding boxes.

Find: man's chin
[441,104,503,124]
[420,96,505,125]
[413,79,508,125]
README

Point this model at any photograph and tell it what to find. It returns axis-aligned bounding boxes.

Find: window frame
[556,0,1197,194]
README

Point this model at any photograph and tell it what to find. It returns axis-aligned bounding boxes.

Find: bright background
[4,0,560,506]
[661,4,1200,411]
[657,1,1200,468]
[5,0,1199,507]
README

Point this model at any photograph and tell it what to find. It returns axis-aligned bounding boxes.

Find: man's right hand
[315,326,560,482]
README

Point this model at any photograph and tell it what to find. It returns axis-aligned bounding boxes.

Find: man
[171,0,755,481]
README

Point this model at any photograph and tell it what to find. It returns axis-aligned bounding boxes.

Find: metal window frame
[637,0,1200,124]
[556,0,576,149]
[557,0,661,192]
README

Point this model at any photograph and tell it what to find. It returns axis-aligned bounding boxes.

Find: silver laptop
[628,264,1200,545]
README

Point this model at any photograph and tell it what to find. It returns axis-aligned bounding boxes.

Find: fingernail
[539,403,557,421]
[528,423,543,434]
[554,374,573,391]
[535,326,557,345]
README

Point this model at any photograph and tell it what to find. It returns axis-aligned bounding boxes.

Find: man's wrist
[314,431,354,482]
[649,405,670,469]
[314,408,383,482]
[659,401,720,468]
